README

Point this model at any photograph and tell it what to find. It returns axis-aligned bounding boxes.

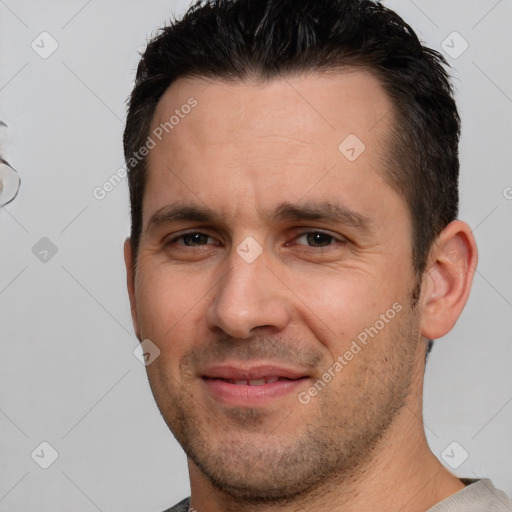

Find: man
[122,1,512,511]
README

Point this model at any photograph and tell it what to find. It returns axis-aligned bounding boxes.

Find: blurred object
[0,121,21,206]
[0,159,21,206]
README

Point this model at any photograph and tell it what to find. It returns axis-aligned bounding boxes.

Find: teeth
[226,377,281,385]
[248,379,266,386]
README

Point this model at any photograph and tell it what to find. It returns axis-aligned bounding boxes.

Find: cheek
[134,266,210,353]
[288,267,402,347]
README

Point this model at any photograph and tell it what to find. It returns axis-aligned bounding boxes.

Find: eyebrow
[146,201,373,234]
[147,204,219,231]
[273,202,372,232]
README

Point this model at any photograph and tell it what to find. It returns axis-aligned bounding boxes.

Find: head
[124,0,461,279]
[123,0,476,504]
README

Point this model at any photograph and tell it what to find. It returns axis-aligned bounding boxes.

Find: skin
[124,70,478,512]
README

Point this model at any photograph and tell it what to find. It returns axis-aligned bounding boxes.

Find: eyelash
[292,231,341,249]
[166,230,345,251]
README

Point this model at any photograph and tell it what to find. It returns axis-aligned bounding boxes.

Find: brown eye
[168,232,216,247]
[295,231,340,248]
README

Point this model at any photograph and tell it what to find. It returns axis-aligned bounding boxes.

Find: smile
[201,364,310,405]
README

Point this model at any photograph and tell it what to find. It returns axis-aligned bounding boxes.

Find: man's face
[126,70,425,501]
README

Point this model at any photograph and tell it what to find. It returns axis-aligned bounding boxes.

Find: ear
[124,238,141,341]
[419,220,478,340]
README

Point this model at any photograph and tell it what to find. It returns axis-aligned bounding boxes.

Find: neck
[188,355,465,512]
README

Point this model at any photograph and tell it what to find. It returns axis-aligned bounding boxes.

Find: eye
[167,231,217,247]
[294,231,342,248]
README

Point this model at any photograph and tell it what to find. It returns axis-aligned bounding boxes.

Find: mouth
[204,376,297,386]
[201,364,310,405]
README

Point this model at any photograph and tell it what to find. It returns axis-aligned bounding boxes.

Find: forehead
[150,69,393,147]
[144,69,400,227]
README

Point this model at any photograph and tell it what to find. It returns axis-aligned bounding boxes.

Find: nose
[205,244,292,339]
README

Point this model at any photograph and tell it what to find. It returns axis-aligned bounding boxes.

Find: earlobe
[124,238,141,341]
[419,220,478,340]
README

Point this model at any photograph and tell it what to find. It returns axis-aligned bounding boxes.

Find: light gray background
[0,1,511,511]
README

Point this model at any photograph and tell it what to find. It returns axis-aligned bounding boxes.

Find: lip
[203,364,308,381]
[201,364,310,406]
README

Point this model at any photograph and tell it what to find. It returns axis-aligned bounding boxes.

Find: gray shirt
[163,478,512,511]
[427,478,512,511]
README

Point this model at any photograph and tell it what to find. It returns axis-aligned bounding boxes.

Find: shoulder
[161,496,191,512]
